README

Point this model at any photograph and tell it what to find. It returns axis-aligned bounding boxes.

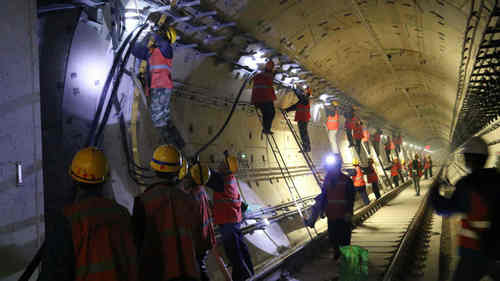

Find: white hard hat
[462,136,488,155]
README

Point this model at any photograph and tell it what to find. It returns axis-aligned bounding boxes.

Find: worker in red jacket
[362,123,371,155]
[394,134,403,156]
[286,86,312,152]
[386,158,401,187]
[352,120,363,155]
[424,155,431,179]
[366,158,381,199]
[326,101,340,153]
[371,128,382,156]
[344,108,359,147]
[252,60,277,134]
[384,135,393,163]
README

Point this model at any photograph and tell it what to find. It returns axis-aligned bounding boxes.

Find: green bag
[339,245,369,281]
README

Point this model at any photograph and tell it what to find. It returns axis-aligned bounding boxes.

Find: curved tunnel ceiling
[206,0,473,149]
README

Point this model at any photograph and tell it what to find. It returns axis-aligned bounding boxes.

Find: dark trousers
[424,168,429,179]
[452,253,500,281]
[385,149,391,162]
[298,121,311,151]
[345,129,354,146]
[328,219,352,259]
[430,167,433,177]
[393,176,399,187]
[255,102,275,132]
[354,139,362,155]
[412,175,421,195]
[373,142,380,156]
[197,251,210,281]
[395,144,401,155]
[371,182,381,199]
[218,223,254,281]
[357,186,370,205]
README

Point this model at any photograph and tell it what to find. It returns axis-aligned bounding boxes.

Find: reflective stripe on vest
[327,113,339,130]
[459,192,490,251]
[213,174,243,224]
[469,221,491,228]
[150,64,172,71]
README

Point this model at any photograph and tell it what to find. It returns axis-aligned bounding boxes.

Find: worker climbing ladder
[264,131,315,240]
[281,110,323,186]
[361,141,394,189]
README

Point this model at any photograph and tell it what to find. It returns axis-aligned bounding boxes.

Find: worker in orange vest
[133,145,200,280]
[352,159,370,205]
[362,123,371,155]
[431,137,500,280]
[384,135,393,163]
[131,19,185,148]
[367,158,381,199]
[305,153,355,261]
[39,148,139,281]
[285,86,312,152]
[371,128,382,156]
[386,158,401,187]
[206,152,254,281]
[344,108,359,147]
[394,134,403,156]
[252,60,277,134]
[325,101,340,153]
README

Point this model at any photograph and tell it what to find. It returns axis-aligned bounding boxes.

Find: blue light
[326,155,336,165]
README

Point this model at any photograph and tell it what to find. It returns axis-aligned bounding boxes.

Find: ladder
[281,110,323,186]
[264,132,315,240]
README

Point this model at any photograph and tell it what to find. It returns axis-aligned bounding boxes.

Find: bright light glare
[312,103,322,121]
[319,94,329,102]
[263,218,270,226]
[326,155,336,165]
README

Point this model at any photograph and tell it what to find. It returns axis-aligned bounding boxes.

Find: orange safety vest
[295,102,311,122]
[385,140,392,150]
[326,174,351,219]
[63,197,139,281]
[362,127,370,142]
[372,132,381,143]
[149,48,173,89]
[367,164,378,183]
[353,123,363,140]
[191,185,216,254]
[424,159,431,169]
[326,111,339,131]
[139,184,199,281]
[213,174,243,225]
[459,192,490,251]
[352,166,366,187]
[251,72,276,104]
[391,163,400,177]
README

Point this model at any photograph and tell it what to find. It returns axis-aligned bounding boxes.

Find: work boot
[262,129,274,135]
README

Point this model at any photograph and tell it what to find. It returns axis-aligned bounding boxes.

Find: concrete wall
[0,1,44,280]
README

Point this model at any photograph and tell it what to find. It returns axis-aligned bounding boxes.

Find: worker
[384,135,393,163]
[424,155,431,180]
[344,108,358,147]
[352,119,363,156]
[428,155,433,177]
[366,158,381,199]
[394,133,402,156]
[206,152,254,281]
[305,153,355,261]
[285,86,312,152]
[410,153,423,196]
[325,101,340,153]
[386,158,401,187]
[38,147,139,281]
[131,17,185,149]
[362,123,371,155]
[401,159,409,182]
[371,128,382,156]
[133,145,200,280]
[352,159,370,205]
[430,137,500,281]
[252,60,277,134]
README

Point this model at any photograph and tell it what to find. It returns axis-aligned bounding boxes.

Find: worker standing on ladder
[344,108,359,147]
[252,60,277,135]
[367,158,381,199]
[131,15,185,149]
[352,119,363,156]
[371,128,382,156]
[325,101,340,153]
[305,153,355,261]
[352,159,370,205]
[285,86,312,152]
[38,148,139,281]
[133,145,200,280]
[384,135,393,163]
[394,133,403,156]
[206,153,254,281]
[362,123,370,155]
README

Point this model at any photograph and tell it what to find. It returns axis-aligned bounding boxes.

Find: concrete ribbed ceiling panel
[208,0,472,148]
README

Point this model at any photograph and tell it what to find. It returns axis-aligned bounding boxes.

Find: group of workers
[39,146,254,281]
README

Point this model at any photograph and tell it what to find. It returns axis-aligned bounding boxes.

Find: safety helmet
[265,60,274,71]
[70,147,109,184]
[462,136,488,155]
[332,101,339,106]
[225,155,239,173]
[189,163,211,185]
[165,27,177,44]
[401,160,405,165]
[352,158,360,166]
[150,145,182,173]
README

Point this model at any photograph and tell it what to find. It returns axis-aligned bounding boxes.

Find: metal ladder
[264,132,315,240]
[281,110,323,187]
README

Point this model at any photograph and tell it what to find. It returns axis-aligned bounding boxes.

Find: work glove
[241,201,249,214]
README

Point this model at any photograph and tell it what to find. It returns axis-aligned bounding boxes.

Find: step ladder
[281,110,323,186]
[264,131,315,240]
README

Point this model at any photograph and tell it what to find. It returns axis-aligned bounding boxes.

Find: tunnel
[2,0,500,280]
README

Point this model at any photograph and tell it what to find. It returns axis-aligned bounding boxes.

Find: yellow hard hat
[225,155,239,173]
[178,156,188,180]
[165,27,177,44]
[353,158,360,166]
[332,101,339,106]
[401,160,406,165]
[189,163,211,185]
[150,145,182,173]
[70,147,109,184]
